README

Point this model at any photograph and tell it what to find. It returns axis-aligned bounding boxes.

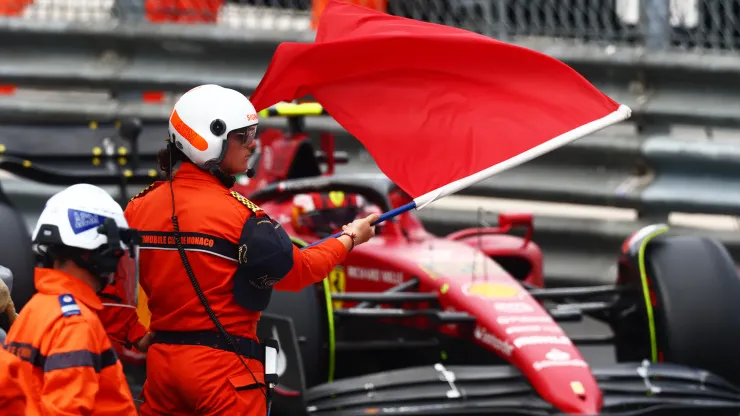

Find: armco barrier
[335,131,740,222]
[0,22,299,101]
[457,136,740,219]
[639,137,740,218]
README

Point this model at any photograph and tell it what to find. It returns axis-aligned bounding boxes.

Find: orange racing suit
[127,162,348,415]
[98,283,149,358]
[3,268,137,415]
[98,283,149,342]
[0,343,27,415]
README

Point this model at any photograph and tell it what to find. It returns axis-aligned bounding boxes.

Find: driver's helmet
[291,191,366,237]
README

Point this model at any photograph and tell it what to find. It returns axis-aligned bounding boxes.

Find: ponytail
[156,141,187,179]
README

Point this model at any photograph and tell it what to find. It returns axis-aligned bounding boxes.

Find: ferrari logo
[570,381,585,395]
[328,266,346,309]
[328,191,345,207]
[462,282,522,299]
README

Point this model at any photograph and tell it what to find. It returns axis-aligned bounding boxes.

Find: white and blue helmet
[32,184,140,307]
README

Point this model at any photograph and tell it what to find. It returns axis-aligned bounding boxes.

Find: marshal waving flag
[250,0,631,238]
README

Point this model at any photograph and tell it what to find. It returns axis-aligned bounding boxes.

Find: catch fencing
[6,0,740,52]
[1,0,740,286]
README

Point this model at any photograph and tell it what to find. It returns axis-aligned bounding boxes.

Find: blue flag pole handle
[300,201,417,250]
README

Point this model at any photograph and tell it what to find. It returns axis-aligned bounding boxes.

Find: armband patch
[230,191,263,214]
[130,182,162,202]
[58,294,81,317]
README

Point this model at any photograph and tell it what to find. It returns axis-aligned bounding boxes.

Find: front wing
[260,313,740,416]
[301,362,740,416]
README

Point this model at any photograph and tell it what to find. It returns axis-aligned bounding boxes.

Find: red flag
[250,0,630,208]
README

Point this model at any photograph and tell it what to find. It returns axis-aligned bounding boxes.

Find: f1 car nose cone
[539,369,602,415]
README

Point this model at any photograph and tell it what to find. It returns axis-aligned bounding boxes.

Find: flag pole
[412,105,632,210]
[300,104,632,250]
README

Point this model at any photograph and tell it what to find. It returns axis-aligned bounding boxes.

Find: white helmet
[168,84,259,167]
[32,184,140,306]
[33,184,129,251]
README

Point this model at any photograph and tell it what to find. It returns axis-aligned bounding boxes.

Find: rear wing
[256,102,348,176]
[0,101,341,199]
[259,102,328,118]
[259,101,330,136]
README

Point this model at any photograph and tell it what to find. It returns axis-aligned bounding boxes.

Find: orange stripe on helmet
[170,110,209,151]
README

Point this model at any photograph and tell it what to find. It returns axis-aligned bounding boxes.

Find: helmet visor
[230,125,258,148]
[101,245,140,309]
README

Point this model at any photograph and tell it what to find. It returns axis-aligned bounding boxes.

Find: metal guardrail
[2,109,739,223]
[0,19,308,123]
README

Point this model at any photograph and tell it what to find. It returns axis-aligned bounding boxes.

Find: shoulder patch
[58,294,81,317]
[230,191,263,214]
[130,182,163,202]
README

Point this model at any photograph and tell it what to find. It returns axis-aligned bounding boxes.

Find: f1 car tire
[631,234,740,387]
[0,200,35,314]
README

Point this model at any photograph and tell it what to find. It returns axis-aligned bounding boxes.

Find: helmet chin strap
[80,224,124,291]
[205,161,236,189]
[70,253,114,292]
[197,138,236,189]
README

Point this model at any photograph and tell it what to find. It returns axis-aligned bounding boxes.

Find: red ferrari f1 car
[249,174,740,416]
[2,107,740,415]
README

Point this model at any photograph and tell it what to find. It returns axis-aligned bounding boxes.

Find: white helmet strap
[169,134,235,188]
